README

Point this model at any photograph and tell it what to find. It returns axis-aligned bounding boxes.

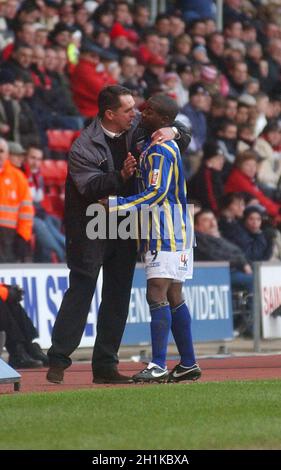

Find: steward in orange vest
[0,141,34,261]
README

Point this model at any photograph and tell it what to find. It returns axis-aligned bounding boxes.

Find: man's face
[195,212,219,237]
[225,100,237,119]
[26,148,43,172]
[190,92,208,111]
[232,63,248,84]
[9,153,25,168]
[121,57,137,79]
[140,101,164,132]
[16,47,33,68]
[110,94,136,132]
[209,34,224,55]
[229,198,245,218]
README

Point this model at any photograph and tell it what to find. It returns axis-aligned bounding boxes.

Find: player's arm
[109,151,173,212]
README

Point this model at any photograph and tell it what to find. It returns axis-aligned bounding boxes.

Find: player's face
[141,102,163,132]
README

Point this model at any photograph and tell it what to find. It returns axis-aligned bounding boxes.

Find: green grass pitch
[1,380,281,450]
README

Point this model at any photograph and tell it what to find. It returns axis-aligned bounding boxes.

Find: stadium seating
[47,129,80,153]
[41,160,68,219]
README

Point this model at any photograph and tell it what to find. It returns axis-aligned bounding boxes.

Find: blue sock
[171,302,195,367]
[150,303,171,369]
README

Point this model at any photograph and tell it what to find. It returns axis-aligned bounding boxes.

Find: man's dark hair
[148,94,179,124]
[98,85,132,118]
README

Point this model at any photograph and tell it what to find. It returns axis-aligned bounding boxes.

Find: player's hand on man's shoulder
[151,127,178,145]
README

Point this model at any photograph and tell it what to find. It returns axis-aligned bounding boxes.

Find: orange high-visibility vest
[0,160,34,241]
[0,284,8,302]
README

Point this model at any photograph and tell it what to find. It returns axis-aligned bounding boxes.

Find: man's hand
[151,127,177,144]
[6,285,25,304]
[121,152,137,181]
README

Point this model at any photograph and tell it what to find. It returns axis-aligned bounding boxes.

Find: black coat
[188,164,224,214]
[65,116,191,277]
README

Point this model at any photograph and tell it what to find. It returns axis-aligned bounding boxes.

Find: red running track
[1,355,281,394]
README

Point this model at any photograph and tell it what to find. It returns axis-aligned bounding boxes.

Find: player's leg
[167,250,201,382]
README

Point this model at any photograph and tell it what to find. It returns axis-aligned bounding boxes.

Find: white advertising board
[260,263,281,338]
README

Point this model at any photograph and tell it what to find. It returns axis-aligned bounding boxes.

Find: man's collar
[100,122,124,139]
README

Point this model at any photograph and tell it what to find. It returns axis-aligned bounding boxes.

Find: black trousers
[0,299,38,354]
[48,238,137,371]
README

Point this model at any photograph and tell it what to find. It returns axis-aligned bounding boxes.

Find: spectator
[228,205,272,263]
[225,150,281,221]
[172,34,192,65]
[70,39,116,118]
[175,62,194,107]
[180,82,208,154]
[219,192,246,240]
[133,3,150,37]
[179,1,214,22]
[194,209,254,295]
[8,141,26,169]
[0,138,33,262]
[227,61,249,97]
[3,44,33,82]
[0,69,21,144]
[12,76,40,149]
[225,96,238,121]
[189,142,225,214]
[216,119,238,176]
[237,123,281,197]
[207,33,226,74]
[23,145,65,263]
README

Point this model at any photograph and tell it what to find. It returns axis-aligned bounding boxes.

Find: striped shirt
[109,138,194,252]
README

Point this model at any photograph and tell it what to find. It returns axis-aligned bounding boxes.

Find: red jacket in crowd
[70,59,116,118]
[225,167,281,218]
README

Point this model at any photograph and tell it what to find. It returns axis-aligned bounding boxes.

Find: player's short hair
[148,94,179,124]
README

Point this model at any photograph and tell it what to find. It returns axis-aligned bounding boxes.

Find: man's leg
[48,269,99,369]
[92,239,137,373]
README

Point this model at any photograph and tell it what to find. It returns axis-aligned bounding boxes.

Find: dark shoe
[26,342,49,366]
[8,344,43,369]
[93,368,133,384]
[46,366,65,384]
[132,364,169,383]
[168,363,201,383]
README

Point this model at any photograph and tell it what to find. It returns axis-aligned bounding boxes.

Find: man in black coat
[47,85,191,384]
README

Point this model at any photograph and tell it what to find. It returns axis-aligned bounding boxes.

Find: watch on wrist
[172,126,180,139]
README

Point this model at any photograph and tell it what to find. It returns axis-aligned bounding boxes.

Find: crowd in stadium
[0,0,281,333]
